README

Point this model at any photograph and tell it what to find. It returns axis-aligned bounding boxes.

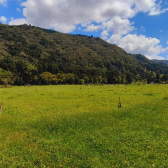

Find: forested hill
[0,23,168,85]
[152,59,168,65]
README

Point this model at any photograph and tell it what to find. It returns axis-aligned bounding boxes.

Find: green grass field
[0,84,168,167]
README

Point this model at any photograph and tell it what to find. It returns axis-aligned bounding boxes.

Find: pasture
[0,84,168,167]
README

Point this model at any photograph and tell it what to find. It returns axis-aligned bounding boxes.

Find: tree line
[0,56,168,86]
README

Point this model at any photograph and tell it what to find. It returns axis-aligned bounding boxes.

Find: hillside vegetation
[152,59,168,65]
[0,23,168,85]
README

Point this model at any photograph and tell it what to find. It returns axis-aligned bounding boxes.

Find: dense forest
[0,23,168,85]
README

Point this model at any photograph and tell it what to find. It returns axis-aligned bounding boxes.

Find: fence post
[118,97,121,107]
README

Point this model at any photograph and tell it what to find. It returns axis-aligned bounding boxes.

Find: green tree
[161,74,168,82]
[40,72,54,84]
[56,73,66,84]
[1,70,13,85]
[79,79,85,85]
[122,75,126,84]
[114,77,118,84]
[51,74,58,84]
[83,76,89,84]
[0,68,3,77]
[102,77,107,84]
[118,76,122,83]
[0,68,3,84]
[25,63,38,84]
[155,72,161,83]
[125,72,133,84]
[65,73,76,84]
[1,56,15,72]
[98,76,103,84]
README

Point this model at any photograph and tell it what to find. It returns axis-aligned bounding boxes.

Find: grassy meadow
[0,84,168,167]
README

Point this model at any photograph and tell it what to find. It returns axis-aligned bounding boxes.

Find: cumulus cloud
[103,16,134,35]
[108,34,122,44]
[101,30,109,40]
[8,0,167,33]
[9,18,27,25]
[118,34,168,59]
[146,55,165,60]
[85,16,134,43]
[148,3,168,15]
[84,24,101,32]
[0,16,7,24]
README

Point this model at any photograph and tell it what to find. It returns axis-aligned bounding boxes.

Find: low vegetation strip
[0,85,168,167]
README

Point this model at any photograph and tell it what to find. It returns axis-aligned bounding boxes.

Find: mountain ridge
[152,59,168,65]
[0,23,168,85]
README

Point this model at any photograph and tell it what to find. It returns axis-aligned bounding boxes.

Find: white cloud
[84,24,101,32]
[85,16,134,43]
[146,55,165,60]
[12,0,167,33]
[101,30,109,40]
[81,20,92,27]
[118,34,168,59]
[149,4,168,15]
[9,18,27,25]
[0,0,6,5]
[141,26,145,32]
[100,16,135,44]
[0,16,7,24]
[17,8,21,13]
[102,16,134,35]
[132,0,168,15]
[149,7,168,15]
[108,34,121,44]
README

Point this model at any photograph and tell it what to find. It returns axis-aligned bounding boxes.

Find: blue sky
[0,0,168,60]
